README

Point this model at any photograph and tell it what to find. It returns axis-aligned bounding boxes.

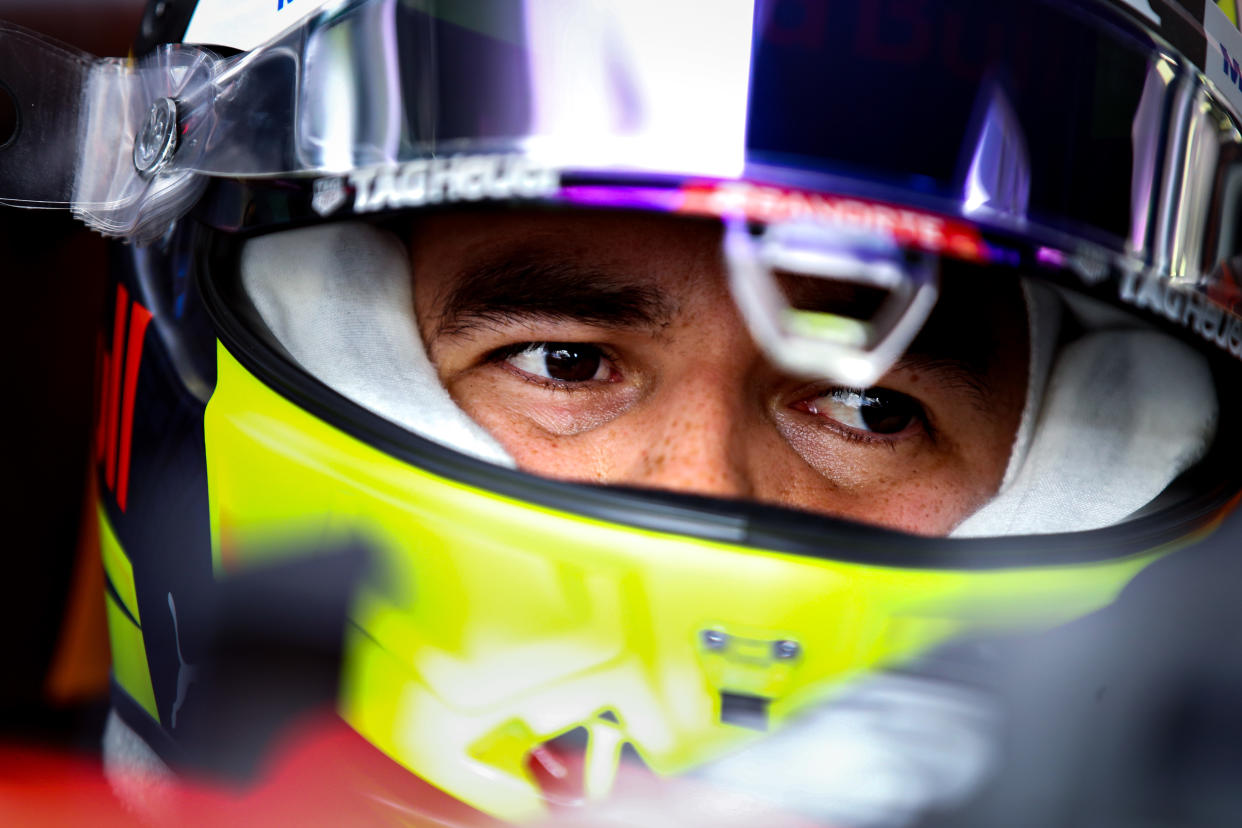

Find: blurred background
[0,0,144,747]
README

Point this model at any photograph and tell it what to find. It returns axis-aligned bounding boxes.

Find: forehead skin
[409,209,1028,536]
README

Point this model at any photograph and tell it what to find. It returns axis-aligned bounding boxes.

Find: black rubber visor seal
[194,219,1242,571]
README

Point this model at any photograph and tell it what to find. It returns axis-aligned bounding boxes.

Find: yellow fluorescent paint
[1219,0,1239,28]
[782,308,870,346]
[99,503,141,623]
[99,505,159,721]
[204,342,1162,821]
[105,591,159,722]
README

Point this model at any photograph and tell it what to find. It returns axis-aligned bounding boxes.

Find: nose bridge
[626,365,758,499]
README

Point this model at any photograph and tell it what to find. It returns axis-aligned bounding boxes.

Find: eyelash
[792,386,935,447]
[486,344,934,449]
[486,342,620,391]
[824,423,904,450]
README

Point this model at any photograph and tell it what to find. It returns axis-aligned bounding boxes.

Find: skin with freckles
[410,209,1028,536]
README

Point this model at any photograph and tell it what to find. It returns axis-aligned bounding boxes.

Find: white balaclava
[952,283,1218,536]
[240,222,1219,537]
[242,222,514,467]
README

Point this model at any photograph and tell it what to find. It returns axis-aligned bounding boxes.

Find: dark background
[1,0,145,740]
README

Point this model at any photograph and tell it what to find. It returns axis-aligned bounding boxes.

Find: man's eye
[802,387,922,435]
[505,342,612,383]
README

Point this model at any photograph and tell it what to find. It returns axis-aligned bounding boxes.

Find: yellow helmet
[5,0,1242,821]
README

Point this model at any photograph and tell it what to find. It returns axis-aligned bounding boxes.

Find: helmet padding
[241,223,515,467]
[952,291,1218,536]
[240,222,1218,537]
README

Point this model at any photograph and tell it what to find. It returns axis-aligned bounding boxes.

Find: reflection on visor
[0,0,1229,260]
[724,218,939,386]
[0,0,1240,383]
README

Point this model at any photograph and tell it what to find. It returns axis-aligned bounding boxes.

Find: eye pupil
[545,344,602,382]
[859,389,917,434]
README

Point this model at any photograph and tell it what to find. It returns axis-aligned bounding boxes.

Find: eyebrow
[430,250,1004,409]
[431,252,676,339]
[894,352,993,411]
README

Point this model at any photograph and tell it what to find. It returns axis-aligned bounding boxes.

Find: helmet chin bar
[724,219,940,388]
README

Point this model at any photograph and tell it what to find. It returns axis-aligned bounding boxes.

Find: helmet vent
[720,692,770,731]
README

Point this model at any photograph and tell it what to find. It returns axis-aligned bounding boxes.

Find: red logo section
[95,285,152,513]
[678,181,987,263]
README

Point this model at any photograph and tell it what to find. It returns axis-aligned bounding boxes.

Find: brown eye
[858,388,921,433]
[505,342,611,383]
[802,387,922,435]
[544,345,603,381]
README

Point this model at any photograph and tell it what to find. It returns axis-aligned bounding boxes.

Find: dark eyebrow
[894,352,993,411]
[430,250,1011,412]
[431,251,675,339]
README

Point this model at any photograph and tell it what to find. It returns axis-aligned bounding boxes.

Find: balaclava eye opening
[239,221,1219,538]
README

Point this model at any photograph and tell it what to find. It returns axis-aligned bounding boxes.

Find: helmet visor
[1,0,1240,283]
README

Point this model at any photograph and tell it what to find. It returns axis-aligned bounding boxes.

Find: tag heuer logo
[312,176,348,216]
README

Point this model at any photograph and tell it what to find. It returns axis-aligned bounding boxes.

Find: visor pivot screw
[701,630,729,651]
[133,97,179,179]
[772,640,800,660]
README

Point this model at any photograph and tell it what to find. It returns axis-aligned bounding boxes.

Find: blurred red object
[0,710,830,827]
[0,713,501,827]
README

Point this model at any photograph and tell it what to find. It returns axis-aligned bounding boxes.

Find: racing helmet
[3,0,1242,821]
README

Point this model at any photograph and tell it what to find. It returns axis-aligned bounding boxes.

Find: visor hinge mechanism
[132,96,179,179]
